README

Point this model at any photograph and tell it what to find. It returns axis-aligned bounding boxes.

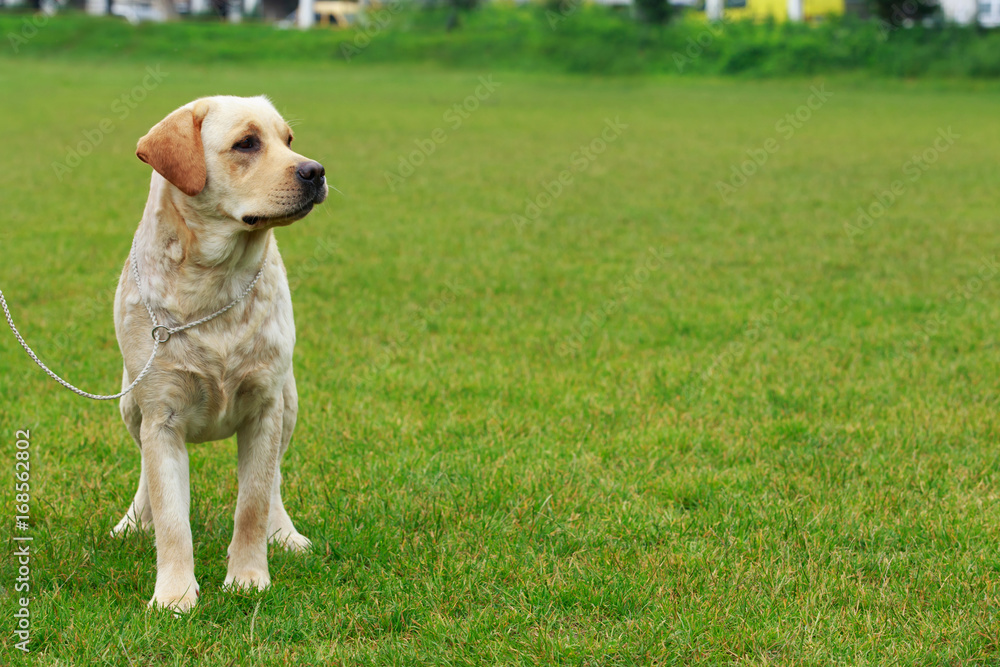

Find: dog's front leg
[226,396,282,591]
[141,417,199,612]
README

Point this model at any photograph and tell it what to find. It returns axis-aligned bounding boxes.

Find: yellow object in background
[721,0,844,21]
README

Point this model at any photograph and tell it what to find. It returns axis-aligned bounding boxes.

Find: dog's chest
[172,295,294,442]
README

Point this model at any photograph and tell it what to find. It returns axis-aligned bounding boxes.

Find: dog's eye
[232,136,259,152]
[286,135,293,147]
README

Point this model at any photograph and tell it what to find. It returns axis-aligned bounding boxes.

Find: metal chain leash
[0,238,267,401]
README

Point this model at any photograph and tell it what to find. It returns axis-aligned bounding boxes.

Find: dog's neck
[133,173,273,317]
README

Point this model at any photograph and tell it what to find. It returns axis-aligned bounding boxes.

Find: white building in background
[297,0,313,27]
[938,0,976,23]
[939,0,1000,25]
[85,0,259,19]
[982,0,1000,26]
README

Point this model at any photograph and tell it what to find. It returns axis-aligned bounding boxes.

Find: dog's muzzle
[242,160,328,226]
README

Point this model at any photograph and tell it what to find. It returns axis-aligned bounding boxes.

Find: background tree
[444,0,477,31]
[868,0,938,27]
[634,0,673,25]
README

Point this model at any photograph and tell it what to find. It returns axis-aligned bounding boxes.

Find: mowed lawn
[3,57,1000,665]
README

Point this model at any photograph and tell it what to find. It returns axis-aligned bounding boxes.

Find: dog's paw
[148,580,199,614]
[270,531,312,553]
[224,568,271,591]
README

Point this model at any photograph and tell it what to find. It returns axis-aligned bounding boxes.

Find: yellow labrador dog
[110,96,327,612]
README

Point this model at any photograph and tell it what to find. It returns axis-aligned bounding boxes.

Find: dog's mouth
[242,201,314,227]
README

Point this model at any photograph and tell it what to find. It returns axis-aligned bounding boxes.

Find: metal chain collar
[0,238,267,401]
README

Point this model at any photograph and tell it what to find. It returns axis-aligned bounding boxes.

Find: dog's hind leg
[267,372,312,552]
[111,367,154,537]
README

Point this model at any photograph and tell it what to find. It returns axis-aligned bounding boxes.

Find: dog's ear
[136,101,210,197]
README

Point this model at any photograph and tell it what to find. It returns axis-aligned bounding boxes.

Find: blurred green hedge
[3,6,1000,77]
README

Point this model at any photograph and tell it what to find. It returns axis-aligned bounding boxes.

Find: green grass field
[3,57,1000,664]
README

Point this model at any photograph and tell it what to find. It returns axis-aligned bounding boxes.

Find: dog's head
[136,95,328,230]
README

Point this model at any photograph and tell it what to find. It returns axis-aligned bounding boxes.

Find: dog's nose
[296,161,325,184]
